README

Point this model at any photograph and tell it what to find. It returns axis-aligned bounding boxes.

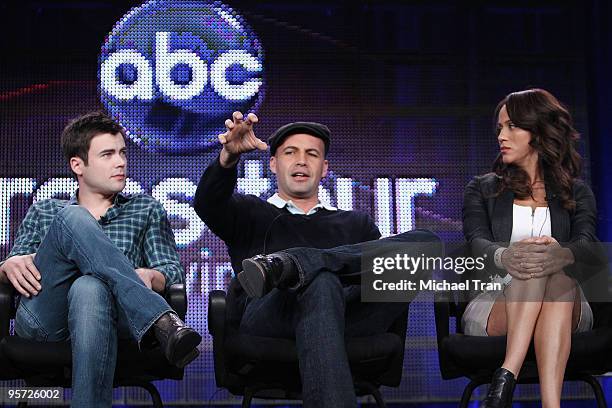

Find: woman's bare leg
[487,277,548,376]
[534,273,580,408]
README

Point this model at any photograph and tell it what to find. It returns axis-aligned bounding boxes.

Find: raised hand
[218,111,267,167]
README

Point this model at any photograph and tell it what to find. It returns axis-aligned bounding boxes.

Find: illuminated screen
[0,1,597,404]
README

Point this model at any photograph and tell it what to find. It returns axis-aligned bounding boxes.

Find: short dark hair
[60,112,125,165]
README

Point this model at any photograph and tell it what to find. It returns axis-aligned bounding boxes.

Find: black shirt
[194,156,381,322]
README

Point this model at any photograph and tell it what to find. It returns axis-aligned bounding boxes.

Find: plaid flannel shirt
[4,191,183,292]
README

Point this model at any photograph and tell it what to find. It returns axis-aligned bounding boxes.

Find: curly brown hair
[492,89,582,210]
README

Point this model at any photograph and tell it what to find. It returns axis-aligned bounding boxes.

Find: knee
[414,229,442,243]
[394,229,441,243]
[544,273,576,302]
[504,277,547,302]
[393,229,443,258]
[300,272,343,302]
[68,276,113,308]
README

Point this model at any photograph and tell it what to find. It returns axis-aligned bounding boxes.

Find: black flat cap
[268,122,331,156]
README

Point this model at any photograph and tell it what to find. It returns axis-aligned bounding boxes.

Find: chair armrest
[434,290,461,379]
[208,290,227,337]
[379,308,409,386]
[433,290,452,346]
[0,283,16,339]
[208,290,227,387]
[165,284,187,320]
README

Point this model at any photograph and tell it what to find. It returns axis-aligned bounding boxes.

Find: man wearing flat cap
[194,112,439,407]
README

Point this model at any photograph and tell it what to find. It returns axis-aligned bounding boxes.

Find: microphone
[262,211,287,255]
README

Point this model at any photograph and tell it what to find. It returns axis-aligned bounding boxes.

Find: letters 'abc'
[101,32,262,101]
[98,0,265,154]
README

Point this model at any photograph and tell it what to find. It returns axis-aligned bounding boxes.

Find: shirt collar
[69,189,131,207]
[267,193,337,215]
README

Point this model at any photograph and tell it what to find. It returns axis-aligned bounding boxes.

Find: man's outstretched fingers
[244,112,259,127]
[254,137,268,150]
[232,111,243,123]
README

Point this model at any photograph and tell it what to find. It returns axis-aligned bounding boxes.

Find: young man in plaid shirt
[0,112,201,407]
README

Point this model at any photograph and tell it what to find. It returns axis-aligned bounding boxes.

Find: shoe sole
[239,259,267,298]
[168,330,202,368]
[175,347,200,369]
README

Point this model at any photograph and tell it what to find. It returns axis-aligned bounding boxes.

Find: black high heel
[482,367,516,408]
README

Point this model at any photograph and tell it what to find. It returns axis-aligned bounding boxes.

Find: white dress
[462,204,593,336]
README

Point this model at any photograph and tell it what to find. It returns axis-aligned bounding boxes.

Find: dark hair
[60,112,125,165]
[492,88,582,210]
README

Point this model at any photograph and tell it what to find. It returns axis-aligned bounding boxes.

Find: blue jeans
[239,229,441,408]
[14,205,172,407]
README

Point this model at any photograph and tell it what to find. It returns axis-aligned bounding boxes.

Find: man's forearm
[194,153,240,217]
[219,147,240,168]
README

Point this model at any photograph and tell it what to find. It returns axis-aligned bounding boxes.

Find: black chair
[208,287,409,408]
[0,282,189,408]
[434,289,612,407]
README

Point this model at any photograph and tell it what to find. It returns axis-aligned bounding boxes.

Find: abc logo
[99,0,265,154]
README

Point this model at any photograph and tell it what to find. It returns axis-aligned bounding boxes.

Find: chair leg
[370,387,387,408]
[140,381,164,408]
[580,375,607,408]
[459,380,479,408]
[241,388,254,408]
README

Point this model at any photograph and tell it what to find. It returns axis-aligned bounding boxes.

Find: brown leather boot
[153,312,202,368]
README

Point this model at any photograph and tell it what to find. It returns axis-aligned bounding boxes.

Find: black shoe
[153,312,202,368]
[482,367,516,408]
[238,253,297,298]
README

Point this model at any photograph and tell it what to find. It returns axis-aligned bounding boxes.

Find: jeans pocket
[14,304,49,342]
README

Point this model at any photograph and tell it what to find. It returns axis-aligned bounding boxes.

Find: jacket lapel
[492,189,514,242]
[544,171,570,241]
[548,194,570,241]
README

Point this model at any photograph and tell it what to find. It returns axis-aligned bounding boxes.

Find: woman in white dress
[461,88,599,408]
